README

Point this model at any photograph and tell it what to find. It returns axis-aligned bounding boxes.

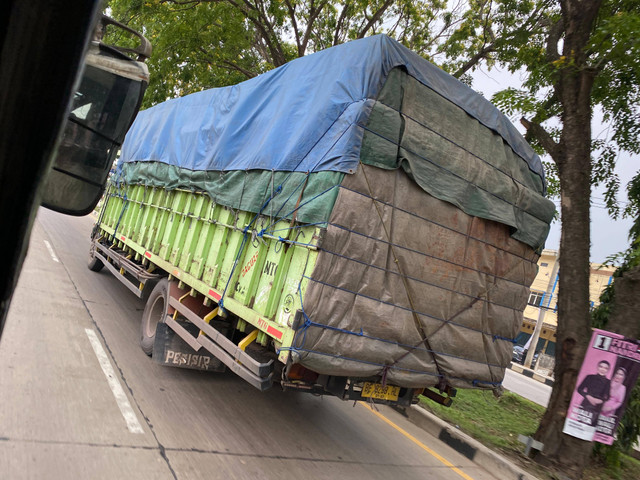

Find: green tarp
[119,68,553,250]
[120,164,343,225]
[360,68,554,250]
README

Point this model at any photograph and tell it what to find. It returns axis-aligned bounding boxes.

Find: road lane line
[85,328,145,434]
[43,240,59,263]
[360,403,474,480]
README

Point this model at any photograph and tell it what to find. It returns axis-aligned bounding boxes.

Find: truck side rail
[95,185,320,366]
[92,234,274,390]
[94,240,160,298]
[167,296,274,389]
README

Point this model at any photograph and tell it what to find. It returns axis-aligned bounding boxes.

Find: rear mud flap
[153,321,226,372]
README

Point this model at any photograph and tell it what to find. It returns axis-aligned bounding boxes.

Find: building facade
[516,249,616,357]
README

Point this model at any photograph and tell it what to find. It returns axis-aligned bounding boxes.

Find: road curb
[388,404,541,480]
[508,363,554,387]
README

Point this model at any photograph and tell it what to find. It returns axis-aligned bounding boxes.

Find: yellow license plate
[361,382,400,401]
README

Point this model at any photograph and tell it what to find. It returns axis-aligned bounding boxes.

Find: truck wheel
[140,278,168,356]
[87,246,104,272]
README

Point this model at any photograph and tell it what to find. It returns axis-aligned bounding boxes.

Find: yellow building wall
[517,250,615,355]
[589,263,616,306]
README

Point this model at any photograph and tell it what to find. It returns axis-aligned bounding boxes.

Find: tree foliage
[477,1,639,476]
[107,0,473,107]
[592,171,640,470]
[107,0,259,106]
[490,0,640,213]
[106,0,555,107]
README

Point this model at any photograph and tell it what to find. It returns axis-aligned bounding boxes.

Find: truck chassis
[89,229,430,407]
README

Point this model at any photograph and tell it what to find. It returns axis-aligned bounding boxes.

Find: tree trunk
[606,265,640,339]
[532,120,593,477]
[528,1,603,477]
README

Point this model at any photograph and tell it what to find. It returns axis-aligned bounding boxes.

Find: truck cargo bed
[90,34,554,402]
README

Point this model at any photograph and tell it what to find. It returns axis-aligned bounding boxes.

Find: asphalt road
[0,208,499,480]
[502,369,552,407]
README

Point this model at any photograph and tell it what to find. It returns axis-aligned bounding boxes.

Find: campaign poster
[563,329,640,444]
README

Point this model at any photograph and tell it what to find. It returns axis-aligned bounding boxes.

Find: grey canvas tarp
[360,68,554,249]
[296,165,539,389]
[288,68,551,390]
[115,37,555,391]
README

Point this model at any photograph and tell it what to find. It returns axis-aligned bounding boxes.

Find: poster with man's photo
[563,329,640,444]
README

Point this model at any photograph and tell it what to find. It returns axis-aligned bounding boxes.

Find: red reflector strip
[144,251,152,258]
[120,236,126,241]
[208,289,221,302]
[267,325,283,340]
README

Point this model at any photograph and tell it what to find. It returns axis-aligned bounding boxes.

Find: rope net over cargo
[109,35,555,391]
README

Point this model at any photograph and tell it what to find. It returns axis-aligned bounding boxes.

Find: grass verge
[419,389,545,455]
[418,389,640,479]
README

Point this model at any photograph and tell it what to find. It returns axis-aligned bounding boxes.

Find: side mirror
[41,16,150,216]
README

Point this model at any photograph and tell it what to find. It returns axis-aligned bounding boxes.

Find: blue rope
[318,245,521,313]
[274,237,315,249]
[262,184,339,235]
[262,174,309,227]
[338,184,536,264]
[302,275,516,343]
[217,231,249,312]
[493,335,518,344]
[254,177,314,241]
[218,172,304,309]
[290,274,510,374]
[112,193,128,240]
[277,101,356,176]
[281,347,444,377]
[294,314,506,369]
[267,222,328,234]
[248,99,362,236]
[281,347,503,388]
[326,222,530,289]
[216,166,329,310]
[216,170,326,311]
[257,185,282,215]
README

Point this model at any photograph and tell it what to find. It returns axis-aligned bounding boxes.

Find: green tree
[591,172,640,472]
[108,0,464,107]
[442,4,640,475]
[475,1,640,476]
[107,1,259,106]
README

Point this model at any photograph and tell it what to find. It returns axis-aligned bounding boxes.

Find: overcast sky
[546,159,636,264]
[471,66,638,264]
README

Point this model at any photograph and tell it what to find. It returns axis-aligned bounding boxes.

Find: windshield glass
[69,63,142,143]
[42,62,145,215]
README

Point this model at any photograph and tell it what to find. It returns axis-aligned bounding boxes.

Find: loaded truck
[88,35,555,407]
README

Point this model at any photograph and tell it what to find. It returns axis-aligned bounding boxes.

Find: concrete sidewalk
[508,362,555,387]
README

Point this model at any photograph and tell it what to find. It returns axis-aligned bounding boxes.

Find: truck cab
[41,16,151,216]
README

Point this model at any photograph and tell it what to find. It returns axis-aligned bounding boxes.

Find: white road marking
[85,328,144,434]
[43,240,59,263]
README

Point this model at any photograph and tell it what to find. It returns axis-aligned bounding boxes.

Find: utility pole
[525,252,560,369]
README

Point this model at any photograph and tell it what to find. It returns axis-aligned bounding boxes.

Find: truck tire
[87,246,104,272]
[140,278,168,356]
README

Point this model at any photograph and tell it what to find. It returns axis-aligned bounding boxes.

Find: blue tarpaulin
[120,35,545,187]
